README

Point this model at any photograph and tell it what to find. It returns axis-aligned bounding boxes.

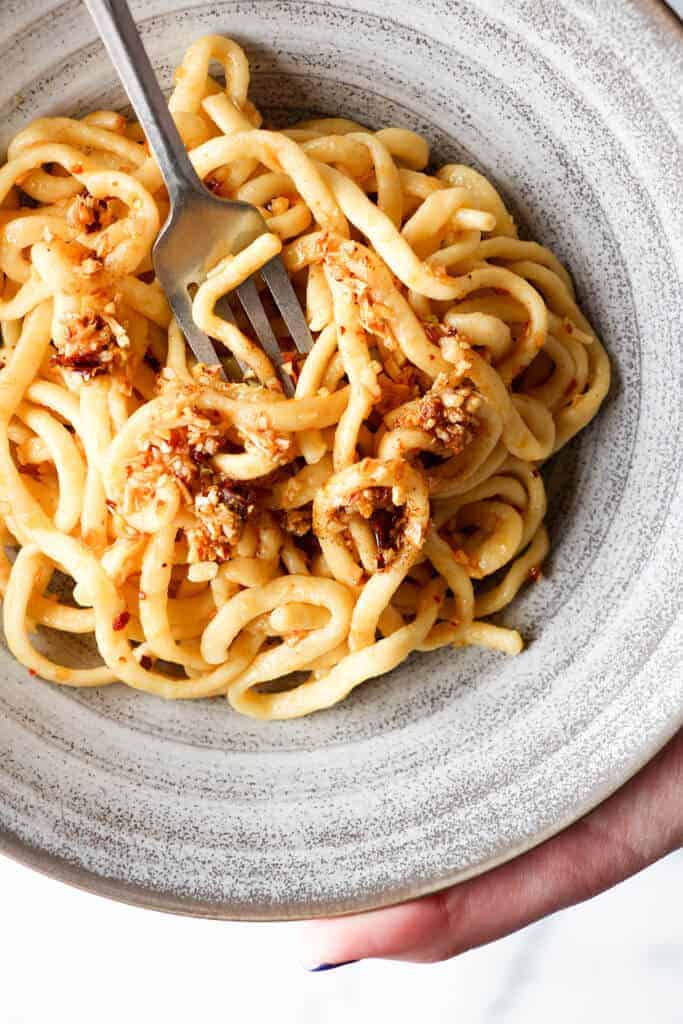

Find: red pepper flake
[565,322,573,334]
[112,610,131,631]
[28,668,37,677]
[280,350,305,384]
[140,655,153,671]
[529,566,542,583]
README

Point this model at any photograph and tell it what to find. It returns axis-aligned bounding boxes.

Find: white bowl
[0,0,681,918]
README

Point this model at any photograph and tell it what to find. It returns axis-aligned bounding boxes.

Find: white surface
[1,849,681,1022]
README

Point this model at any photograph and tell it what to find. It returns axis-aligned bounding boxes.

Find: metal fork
[84,0,313,396]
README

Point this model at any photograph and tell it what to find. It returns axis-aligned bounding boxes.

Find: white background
[1,848,680,1022]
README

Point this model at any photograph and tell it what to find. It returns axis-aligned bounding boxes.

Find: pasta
[0,35,610,719]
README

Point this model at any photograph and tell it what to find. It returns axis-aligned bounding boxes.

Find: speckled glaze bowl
[0,0,681,919]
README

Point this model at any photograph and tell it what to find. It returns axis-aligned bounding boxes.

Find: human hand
[303,728,683,967]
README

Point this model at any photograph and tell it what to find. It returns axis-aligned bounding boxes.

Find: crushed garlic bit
[123,383,269,563]
[374,372,419,414]
[51,310,130,379]
[321,236,399,365]
[346,485,391,520]
[398,372,482,454]
[268,196,290,216]
[283,505,312,536]
[188,480,255,563]
[67,192,116,234]
[79,255,105,276]
[125,407,221,507]
[247,413,294,465]
[433,326,473,378]
[343,485,406,569]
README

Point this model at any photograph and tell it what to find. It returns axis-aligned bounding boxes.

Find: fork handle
[83,0,202,205]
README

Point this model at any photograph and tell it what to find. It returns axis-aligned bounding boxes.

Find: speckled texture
[0,0,681,919]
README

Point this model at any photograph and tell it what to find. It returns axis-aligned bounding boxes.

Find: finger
[302,729,683,965]
[302,820,626,965]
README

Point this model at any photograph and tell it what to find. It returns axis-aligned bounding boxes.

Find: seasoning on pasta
[0,35,610,718]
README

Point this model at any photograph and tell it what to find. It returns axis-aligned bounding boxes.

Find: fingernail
[308,960,359,972]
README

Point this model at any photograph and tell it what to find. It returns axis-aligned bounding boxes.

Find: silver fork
[83,0,313,396]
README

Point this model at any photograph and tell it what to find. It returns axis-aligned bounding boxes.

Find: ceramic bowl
[0,0,681,918]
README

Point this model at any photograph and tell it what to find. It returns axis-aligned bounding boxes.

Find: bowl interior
[0,0,680,918]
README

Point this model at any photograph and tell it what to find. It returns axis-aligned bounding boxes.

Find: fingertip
[298,896,446,965]
[297,917,356,969]
[306,959,360,972]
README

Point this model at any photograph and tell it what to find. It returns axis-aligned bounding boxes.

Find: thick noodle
[0,36,610,718]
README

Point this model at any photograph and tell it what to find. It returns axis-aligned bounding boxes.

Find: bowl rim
[2,713,681,920]
[0,0,681,920]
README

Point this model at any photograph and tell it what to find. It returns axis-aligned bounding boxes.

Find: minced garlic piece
[399,372,481,454]
[124,392,262,564]
[51,311,130,379]
[67,192,116,234]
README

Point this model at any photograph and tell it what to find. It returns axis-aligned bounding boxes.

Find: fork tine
[261,256,314,354]
[163,285,230,381]
[215,296,251,381]
[236,277,295,396]
[215,294,238,326]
